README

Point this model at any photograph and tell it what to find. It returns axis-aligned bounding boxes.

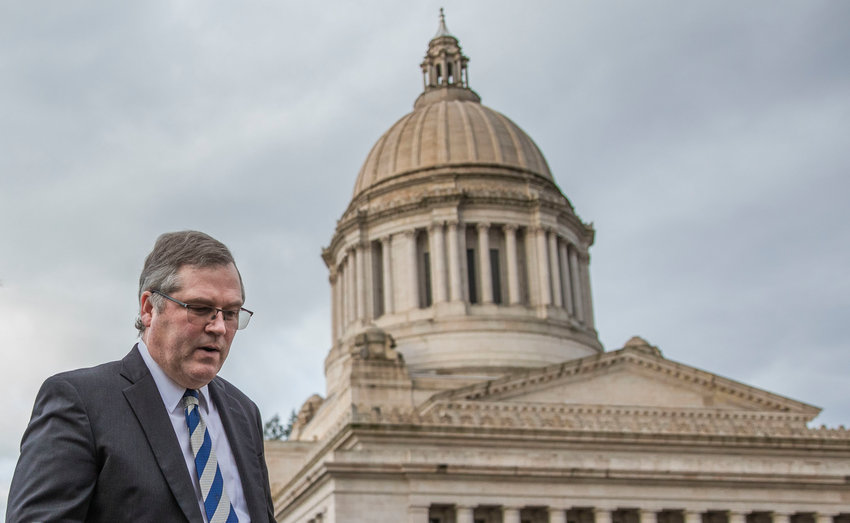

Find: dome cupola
[322,11,600,394]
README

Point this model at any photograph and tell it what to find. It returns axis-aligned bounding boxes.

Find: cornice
[346,400,850,442]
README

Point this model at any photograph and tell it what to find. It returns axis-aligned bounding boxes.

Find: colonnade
[329,221,594,341]
[415,504,847,523]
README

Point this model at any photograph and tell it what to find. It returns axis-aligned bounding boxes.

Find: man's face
[140,263,243,389]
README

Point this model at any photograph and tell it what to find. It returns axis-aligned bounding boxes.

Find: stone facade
[267,11,850,522]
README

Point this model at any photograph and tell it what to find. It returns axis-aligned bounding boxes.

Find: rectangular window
[490,248,501,304]
[466,248,478,304]
[516,228,530,304]
[417,231,432,309]
[371,241,384,318]
[422,251,432,307]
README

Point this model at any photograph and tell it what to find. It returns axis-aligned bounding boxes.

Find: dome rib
[437,100,448,164]
[471,101,503,164]
[494,110,527,169]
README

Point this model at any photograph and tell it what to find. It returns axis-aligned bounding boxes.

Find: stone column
[558,240,573,315]
[815,514,836,523]
[773,514,791,523]
[503,507,521,523]
[504,224,520,305]
[477,223,493,303]
[405,230,419,310]
[329,271,339,340]
[344,253,354,327]
[595,508,613,523]
[381,235,393,315]
[683,512,702,523]
[430,222,448,304]
[548,231,563,307]
[549,508,567,523]
[456,506,474,523]
[568,245,583,322]
[348,247,360,324]
[640,510,658,523]
[535,227,552,306]
[447,221,463,302]
[580,253,595,327]
[728,512,746,523]
[357,242,369,322]
[408,505,429,523]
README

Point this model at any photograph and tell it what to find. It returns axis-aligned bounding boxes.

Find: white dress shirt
[138,340,250,522]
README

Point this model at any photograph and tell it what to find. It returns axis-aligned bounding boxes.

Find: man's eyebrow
[183,296,244,309]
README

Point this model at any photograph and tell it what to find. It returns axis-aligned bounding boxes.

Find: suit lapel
[210,379,265,522]
[121,346,203,523]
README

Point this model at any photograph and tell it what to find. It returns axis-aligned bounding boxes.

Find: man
[7,231,276,522]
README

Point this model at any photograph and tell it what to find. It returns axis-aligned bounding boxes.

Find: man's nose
[206,310,228,334]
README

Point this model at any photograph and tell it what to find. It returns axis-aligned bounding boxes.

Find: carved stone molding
[346,401,850,440]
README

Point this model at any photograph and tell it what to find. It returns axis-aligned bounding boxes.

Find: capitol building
[266,13,850,523]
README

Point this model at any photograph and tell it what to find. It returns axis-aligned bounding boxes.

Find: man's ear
[139,291,155,328]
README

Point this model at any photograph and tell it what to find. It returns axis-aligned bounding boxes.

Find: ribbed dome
[353,91,553,198]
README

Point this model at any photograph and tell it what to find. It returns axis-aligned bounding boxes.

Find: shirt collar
[137,339,210,415]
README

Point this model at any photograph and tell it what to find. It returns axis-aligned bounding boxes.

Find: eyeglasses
[151,290,254,330]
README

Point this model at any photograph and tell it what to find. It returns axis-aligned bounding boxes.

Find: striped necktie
[183,389,238,523]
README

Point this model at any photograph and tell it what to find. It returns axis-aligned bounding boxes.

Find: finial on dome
[434,7,452,38]
[420,8,473,99]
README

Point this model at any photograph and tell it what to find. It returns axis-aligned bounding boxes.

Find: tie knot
[182,389,200,408]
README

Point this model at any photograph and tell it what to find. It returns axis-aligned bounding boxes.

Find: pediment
[432,346,820,419]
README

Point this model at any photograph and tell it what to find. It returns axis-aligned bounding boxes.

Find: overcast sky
[1,1,849,516]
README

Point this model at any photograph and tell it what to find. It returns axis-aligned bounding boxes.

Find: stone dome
[322,11,600,386]
[352,88,554,199]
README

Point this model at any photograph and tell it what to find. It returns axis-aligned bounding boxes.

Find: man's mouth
[198,346,219,353]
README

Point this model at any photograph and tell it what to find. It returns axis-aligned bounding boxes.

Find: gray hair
[135,230,245,334]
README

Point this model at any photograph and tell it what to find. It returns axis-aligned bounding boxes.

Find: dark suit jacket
[6,345,276,522]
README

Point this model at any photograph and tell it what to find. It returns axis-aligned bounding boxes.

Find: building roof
[351,11,554,199]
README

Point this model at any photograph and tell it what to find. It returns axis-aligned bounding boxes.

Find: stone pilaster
[640,510,658,523]
[503,507,521,523]
[456,505,474,523]
[549,508,567,523]
[595,508,613,523]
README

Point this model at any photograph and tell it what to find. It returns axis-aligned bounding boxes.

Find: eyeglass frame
[150,290,254,330]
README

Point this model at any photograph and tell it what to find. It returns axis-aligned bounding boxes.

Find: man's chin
[182,363,223,389]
